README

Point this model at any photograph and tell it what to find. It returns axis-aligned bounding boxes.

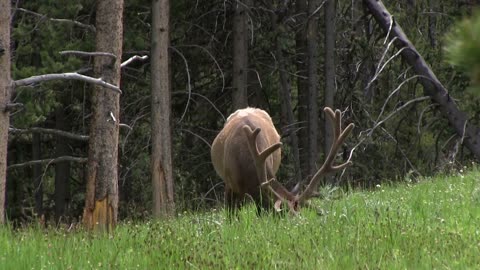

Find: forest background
[2,0,480,225]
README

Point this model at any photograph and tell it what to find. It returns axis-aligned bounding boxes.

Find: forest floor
[1,168,480,269]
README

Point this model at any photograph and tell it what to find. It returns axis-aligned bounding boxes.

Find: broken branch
[60,50,116,59]
[8,156,87,170]
[9,127,89,141]
[14,72,122,94]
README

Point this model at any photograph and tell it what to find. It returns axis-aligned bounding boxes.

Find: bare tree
[82,0,124,231]
[0,0,11,224]
[232,0,251,109]
[151,0,175,218]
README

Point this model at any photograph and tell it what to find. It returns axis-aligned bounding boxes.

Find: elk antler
[242,126,298,211]
[296,107,354,204]
[243,107,354,214]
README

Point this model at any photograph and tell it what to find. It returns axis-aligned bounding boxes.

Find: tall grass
[1,169,480,269]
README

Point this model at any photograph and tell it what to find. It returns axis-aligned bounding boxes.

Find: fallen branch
[9,127,89,141]
[14,72,122,94]
[7,156,87,170]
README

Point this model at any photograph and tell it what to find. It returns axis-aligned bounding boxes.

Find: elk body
[211,107,354,214]
[211,108,281,212]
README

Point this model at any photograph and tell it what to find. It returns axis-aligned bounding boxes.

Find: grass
[1,169,480,269]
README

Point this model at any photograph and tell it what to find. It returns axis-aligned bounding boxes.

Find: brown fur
[211,108,280,212]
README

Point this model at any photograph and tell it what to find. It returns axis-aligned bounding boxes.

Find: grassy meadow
[1,169,480,269]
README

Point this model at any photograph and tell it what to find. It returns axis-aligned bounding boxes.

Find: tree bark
[232,0,250,109]
[296,0,309,179]
[55,105,71,223]
[0,0,12,225]
[82,0,124,231]
[151,0,175,218]
[324,0,335,184]
[364,0,480,160]
[306,0,320,179]
[269,0,302,183]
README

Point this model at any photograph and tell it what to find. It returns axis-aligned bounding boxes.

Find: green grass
[2,169,480,269]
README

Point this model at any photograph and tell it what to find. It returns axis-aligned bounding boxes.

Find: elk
[211,107,354,214]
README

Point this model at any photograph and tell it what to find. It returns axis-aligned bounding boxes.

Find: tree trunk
[0,0,11,225]
[232,0,250,110]
[32,133,43,217]
[324,0,336,184]
[306,0,320,179]
[269,0,302,183]
[151,0,175,218]
[364,0,480,161]
[82,0,124,231]
[296,0,309,179]
[55,105,71,223]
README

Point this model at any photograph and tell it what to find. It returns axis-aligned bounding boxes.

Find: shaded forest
[1,0,479,226]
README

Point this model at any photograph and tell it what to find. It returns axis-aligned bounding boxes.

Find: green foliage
[1,169,479,268]
[445,12,480,93]
[7,0,480,222]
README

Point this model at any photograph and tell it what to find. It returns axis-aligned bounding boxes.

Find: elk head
[211,107,354,214]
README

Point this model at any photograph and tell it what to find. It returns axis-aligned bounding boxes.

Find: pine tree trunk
[0,0,12,225]
[151,0,175,218]
[232,0,250,109]
[307,0,320,179]
[83,0,124,231]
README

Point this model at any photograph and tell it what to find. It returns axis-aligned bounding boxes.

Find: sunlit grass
[1,169,480,269]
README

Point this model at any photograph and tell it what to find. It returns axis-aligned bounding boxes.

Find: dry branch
[60,50,116,59]
[368,96,431,136]
[170,46,192,122]
[14,72,122,94]
[15,8,95,32]
[364,0,480,160]
[9,127,89,141]
[121,55,148,68]
[7,156,87,170]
